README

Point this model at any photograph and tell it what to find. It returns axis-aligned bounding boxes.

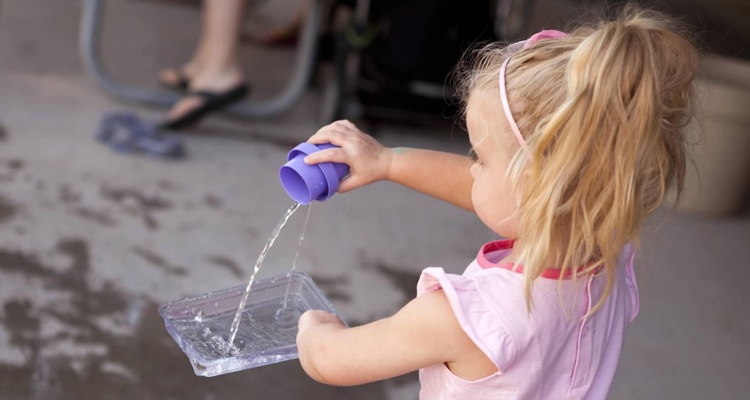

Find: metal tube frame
[79,0,325,119]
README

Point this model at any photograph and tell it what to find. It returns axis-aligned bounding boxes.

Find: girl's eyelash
[470,149,481,163]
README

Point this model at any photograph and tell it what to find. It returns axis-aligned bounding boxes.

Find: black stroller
[319,0,539,124]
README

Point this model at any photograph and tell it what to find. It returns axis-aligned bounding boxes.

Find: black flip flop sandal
[159,83,249,130]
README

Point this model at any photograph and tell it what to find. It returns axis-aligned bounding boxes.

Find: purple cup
[279,143,350,204]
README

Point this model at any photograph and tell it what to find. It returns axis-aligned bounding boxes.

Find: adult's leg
[163,0,248,124]
[256,0,310,46]
[188,0,246,85]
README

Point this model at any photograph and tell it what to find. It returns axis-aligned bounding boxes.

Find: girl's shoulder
[416,266,521,372]
[415,243,639,368]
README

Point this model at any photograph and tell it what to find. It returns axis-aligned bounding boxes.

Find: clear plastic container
[159,271,344,377]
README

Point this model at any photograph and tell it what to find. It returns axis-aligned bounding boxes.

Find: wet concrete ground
[0,70,446,400]
[0,1,749,399]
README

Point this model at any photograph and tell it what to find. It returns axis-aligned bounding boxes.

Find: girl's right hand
[304,120,393,193]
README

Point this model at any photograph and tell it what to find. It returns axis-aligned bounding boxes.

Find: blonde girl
[295,6,698,399]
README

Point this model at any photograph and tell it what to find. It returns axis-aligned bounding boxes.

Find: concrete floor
[0,1,748,399]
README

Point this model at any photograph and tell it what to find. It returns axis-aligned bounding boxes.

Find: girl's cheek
[470,163,479,179]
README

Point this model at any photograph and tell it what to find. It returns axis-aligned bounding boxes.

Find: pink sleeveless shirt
[417,240,639,400]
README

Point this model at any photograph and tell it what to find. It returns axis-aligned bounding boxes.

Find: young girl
[295,7,698,399]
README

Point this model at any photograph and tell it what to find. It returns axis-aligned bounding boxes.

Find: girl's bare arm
[304,120,475,212]
[296,290,492,385]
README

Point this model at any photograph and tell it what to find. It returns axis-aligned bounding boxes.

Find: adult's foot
[161,67,247,129]
[158,63,200,91]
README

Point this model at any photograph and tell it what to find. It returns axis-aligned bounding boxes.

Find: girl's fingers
[308,122,361,145]
[299,310,339,329]
[303,121,377,192]
[307,128,344,146]
[304,148,348,165]
[333,119,357,130]
[337,176,358,193]
[309,129,359,147]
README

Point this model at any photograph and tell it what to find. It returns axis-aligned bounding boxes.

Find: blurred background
[0,0,748,399]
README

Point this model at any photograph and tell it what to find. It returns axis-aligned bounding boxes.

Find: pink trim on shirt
[476,239,577,279]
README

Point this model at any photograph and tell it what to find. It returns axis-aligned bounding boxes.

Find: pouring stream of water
[228,202,301,344]
[280,203,312,313]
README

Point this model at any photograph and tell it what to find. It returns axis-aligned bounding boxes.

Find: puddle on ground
[72,208,117,227]
[0,194,19,225]
[204,255,243,278]
[0,239,401,400]
[308,273,352,303]
[99,185,173,231]
[131,247,188,277]
[6,159,24,170]
[58,184,82,205]
[202,195,223,210]
[373,261,422,301]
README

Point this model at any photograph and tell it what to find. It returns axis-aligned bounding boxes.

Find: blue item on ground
[96,112,185,159]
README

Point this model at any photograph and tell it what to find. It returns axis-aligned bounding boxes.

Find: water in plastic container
[159,271,344,377]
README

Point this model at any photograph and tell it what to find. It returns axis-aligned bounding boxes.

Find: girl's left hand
[298,310,345,334]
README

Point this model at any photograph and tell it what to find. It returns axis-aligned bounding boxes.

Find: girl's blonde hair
[456,5,699,312]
